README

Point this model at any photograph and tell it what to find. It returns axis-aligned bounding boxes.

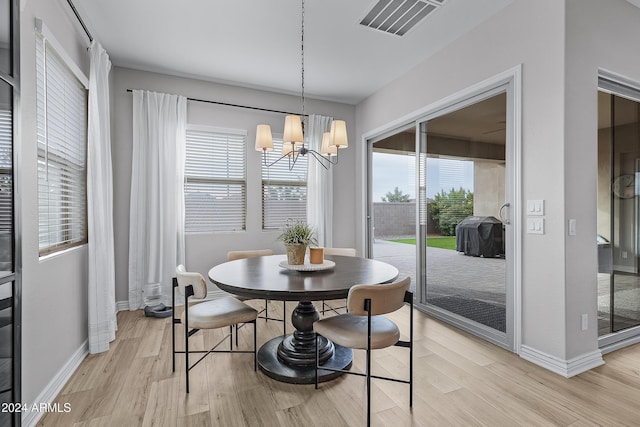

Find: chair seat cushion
[182,297,258,330]
[313,314,400,350]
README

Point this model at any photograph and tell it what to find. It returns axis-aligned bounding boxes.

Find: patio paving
[372,239,506,306]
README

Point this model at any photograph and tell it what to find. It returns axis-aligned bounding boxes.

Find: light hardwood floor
[38,301,640,426]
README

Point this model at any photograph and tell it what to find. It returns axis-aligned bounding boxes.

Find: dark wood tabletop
[208,254,399,301]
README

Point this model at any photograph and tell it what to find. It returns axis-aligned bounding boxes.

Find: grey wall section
[111,67,356,301]
[20,0,90,406]
[372,202,438,238]
[373,202,416,238]
[356,0,569,359]
[564,0,640,359]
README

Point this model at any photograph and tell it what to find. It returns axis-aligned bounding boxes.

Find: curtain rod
[66,0,93,42]
[126,89,309,117]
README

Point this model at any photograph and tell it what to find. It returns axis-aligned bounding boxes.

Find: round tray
[278,260,336,271]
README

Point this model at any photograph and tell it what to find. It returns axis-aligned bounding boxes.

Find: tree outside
[430,187,473,236]
[382,186,411,202]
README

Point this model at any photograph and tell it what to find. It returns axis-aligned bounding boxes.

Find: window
[0,108,12,233]
[36,33,88,256]
[184,127,246,232]
[0,90,13,272]
[262,136,307,229]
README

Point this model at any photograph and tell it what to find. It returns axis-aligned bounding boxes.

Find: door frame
[361,65,522,352]
[598,69,640,353]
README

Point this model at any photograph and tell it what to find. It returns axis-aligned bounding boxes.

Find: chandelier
[255,0,348,170]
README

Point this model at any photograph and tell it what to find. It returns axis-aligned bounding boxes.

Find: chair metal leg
[256,300,286,329]
[172,279,176,373]
[366,299,372,427]
[409,295,414,407]
[315,332,319,389]
[320,299,347,317]
[172,320,176,372]
[253,320,257,371]
[185,308,190,394]
[229,325,233,351]
[366,347,371,427]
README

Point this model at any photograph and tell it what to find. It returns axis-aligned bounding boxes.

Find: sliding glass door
[367,79,518,351]
[598,76,640,344]
[418,89,514,349]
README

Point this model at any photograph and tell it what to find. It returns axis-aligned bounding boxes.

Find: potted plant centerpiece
[277,220,318,265]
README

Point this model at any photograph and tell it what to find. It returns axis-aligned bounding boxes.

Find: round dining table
[208,254,399,384]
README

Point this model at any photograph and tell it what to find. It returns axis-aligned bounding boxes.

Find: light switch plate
[527,200,544,216]
[527,217,544,234]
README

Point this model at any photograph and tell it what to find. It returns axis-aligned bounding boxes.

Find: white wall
[564,0,640,358]
[356,0,570,360]
[111,67,356,302]
[20,0,90,405]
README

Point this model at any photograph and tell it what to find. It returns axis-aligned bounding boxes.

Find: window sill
[39,243,88,263]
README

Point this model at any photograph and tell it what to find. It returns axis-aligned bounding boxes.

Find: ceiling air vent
[360,0,446,36]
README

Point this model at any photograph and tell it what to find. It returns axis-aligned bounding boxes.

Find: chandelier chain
[301,0,305,120]
[258,0,344,171]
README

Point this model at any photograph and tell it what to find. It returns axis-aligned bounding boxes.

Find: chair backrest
[347,276,411,316]
[227,249,274,261]
[324,247,357,257]
[176,264,207,299]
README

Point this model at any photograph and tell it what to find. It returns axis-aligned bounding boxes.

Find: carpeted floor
[426,295,506,332]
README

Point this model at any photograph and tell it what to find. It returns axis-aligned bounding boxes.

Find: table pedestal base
[258,336,352,384]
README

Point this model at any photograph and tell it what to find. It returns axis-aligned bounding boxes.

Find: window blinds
[0,108,13,236]
[36,35,88,255]
[262,136,307,229]
[185,128,246,232]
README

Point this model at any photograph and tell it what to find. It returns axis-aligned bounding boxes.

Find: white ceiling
[73,0,513,104]
[627,0,640,9]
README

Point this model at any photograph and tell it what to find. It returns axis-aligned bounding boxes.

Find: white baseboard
[115,300,129,312]
[22,340,88,427]
[520,345,604,377]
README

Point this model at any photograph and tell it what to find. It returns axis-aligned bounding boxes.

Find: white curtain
[129,90,187,310]
[306,114,334,247]
[87,41,116,354]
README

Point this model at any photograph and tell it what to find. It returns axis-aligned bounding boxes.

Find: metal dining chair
[172,265,258,393]
[313,276,413,426]
[227,249,287,336]
[321,247,357,316]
